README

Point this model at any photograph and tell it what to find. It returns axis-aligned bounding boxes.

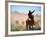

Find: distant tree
[22,21,24,25]
[16,20,19,24]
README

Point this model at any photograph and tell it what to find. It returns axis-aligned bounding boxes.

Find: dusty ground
[11,13,41,31]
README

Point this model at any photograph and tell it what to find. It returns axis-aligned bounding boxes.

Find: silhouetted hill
[11,11,21,14]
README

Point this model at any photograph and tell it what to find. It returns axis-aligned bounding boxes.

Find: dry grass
[11,13,41,31]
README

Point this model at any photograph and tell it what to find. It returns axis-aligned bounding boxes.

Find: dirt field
[11,13,41,31]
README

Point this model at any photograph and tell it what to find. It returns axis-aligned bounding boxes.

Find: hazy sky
[10,5,41,15]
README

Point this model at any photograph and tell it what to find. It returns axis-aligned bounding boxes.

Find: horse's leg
[26,23,28,30]
[29,25,31,30]
[29,25,33,30]
[31,25,33,30]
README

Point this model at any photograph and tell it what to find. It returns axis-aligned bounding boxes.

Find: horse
[26,10,35,30]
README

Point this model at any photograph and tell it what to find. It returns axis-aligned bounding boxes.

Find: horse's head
[28,10,35,18]
[28,10,35,15]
